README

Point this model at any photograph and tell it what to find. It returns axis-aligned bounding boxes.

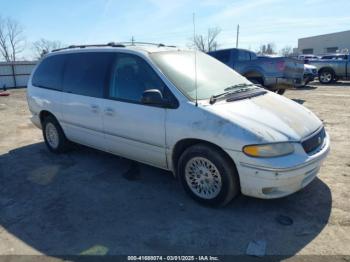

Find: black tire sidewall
[43,116,67,153]
[178,144,239,207]
[277,89,286,95]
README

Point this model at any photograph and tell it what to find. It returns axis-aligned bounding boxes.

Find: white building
[298,30,350,55]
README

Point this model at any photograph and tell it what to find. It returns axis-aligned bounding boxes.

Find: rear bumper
[304,73,315,82]
[225,133,330,199]
[264,77,303,90]
[30,114,42,129]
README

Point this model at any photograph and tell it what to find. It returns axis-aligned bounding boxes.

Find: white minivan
[27,43,330,206]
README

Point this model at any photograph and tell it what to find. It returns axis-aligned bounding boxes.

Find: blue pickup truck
[208,48,304,94]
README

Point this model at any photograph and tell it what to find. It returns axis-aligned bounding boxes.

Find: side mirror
[141,89,164,106]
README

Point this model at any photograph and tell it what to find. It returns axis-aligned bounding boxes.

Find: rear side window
[32,55,65,90]
[210,50,231,64]
[63,52,115,98]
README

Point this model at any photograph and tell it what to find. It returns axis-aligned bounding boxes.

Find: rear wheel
[178,144,240,207]
[42,115,70,153]
[248,77,263,87]
[319,69,334,84]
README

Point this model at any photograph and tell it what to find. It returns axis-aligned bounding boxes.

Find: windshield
[149,51,254,100]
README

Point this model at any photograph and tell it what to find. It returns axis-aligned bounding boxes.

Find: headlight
[243,143,295,157]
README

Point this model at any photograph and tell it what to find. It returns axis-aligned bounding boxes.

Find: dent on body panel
[190,109,260,148]
[252,93,317,135]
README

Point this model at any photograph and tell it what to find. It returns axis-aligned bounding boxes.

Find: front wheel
[319,70,334,84]
[178,144,240,207]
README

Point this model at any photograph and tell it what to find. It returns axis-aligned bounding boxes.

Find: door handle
[91,105,100,113]
[104,107,115,116]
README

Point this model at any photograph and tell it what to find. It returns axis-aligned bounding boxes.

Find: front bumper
[225,133,330,199]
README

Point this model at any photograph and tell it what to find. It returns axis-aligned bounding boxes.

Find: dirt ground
[0,83,349,259]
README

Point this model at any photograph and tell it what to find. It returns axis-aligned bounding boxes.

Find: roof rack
[118,42,177,48]
[52,42,125,52]
[51,42,177,52]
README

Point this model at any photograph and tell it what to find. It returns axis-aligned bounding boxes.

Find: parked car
[320,54,348,60]
[298,55,320,60]
[308,54,350,84]
[302,64,318,86]
[297,55,320,64]
[208,48,304,95]
[27,43,330,206]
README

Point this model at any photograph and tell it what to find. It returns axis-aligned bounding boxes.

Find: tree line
[0,16,294,62]
[190,26,294,56]
[0,16,63,62]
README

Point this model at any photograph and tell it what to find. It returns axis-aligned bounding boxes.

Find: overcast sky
[1,0,350,59]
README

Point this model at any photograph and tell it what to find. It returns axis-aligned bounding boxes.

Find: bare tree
[0,17,10,62]
[33,39,63,59]
[0,17,25,62]
[257,43,276,55]
[280,46,293,57]
[191,27,221,52]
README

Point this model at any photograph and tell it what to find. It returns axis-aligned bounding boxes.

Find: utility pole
[236,24,240,48]
[131,36,135,45]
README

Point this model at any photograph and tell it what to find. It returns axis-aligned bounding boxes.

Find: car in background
[320,54,348,60]
[308,54,350,84]
[298,55,320,63]
[208,48,304,95]
[302,64,318,86]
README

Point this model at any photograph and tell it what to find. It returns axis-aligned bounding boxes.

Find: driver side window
[109,53,165,103]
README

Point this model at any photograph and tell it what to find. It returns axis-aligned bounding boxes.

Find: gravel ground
[0,83,349,259]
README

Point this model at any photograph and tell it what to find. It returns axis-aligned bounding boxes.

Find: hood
[207,92,322,142]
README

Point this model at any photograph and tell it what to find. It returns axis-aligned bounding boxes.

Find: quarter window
[63,52,115,98]
[32,55,65,90]
[109,54,165,102]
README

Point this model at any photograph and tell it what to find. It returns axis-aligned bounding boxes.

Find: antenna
[193,13,198,107]
[236,24,240,48]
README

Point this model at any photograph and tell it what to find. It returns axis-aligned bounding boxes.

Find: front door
[102,53,167,168]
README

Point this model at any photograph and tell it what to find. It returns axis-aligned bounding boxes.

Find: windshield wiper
[209,83,256,104]
[224,83,255,91]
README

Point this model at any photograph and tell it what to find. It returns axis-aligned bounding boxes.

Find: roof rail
[52,42,126,52]
[118,42,177,48]
[51,41,177,53]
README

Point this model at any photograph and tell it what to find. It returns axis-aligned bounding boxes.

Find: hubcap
[185,157,222,199]
[320,72,332,83]
[45,123,59,149]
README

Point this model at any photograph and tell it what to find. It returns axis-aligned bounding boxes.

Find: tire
[276,89,286,95]
[178,143,240,207]
[42,115,70,153]
[248,77,263,87]
[319,69,334,84]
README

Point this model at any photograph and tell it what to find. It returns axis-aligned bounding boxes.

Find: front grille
[302,127,326,154]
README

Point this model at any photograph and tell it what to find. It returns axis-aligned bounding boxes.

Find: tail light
[276,61,285,71]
